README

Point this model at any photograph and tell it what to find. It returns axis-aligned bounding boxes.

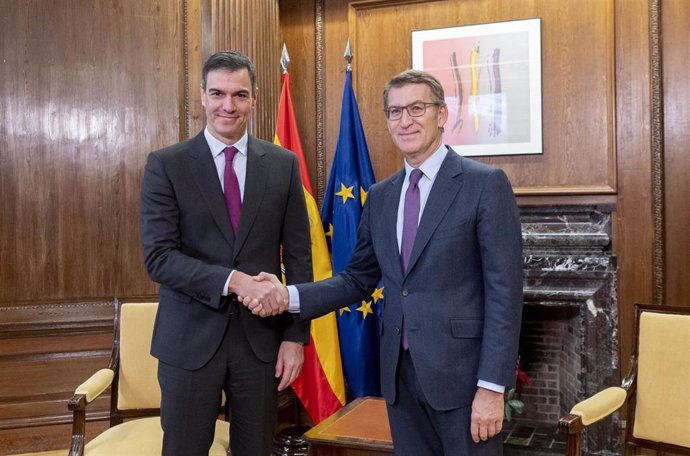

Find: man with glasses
[246,69,523,455]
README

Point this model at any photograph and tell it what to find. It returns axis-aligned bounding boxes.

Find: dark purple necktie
[400,168,423,349]
[223,146,241,234]
[401,169,423,272]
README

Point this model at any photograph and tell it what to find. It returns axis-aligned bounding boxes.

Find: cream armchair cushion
[83,417,229,456]
[117,302,160,410]
[633,312,690,447]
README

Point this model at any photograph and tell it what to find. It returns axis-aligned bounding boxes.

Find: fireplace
[503,205,620,456]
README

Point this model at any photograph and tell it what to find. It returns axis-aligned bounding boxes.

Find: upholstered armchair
[67,300,229,456]
[559,304,690,456]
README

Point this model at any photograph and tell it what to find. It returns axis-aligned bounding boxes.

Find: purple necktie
[223,146,241,234]
[400,168,423,349]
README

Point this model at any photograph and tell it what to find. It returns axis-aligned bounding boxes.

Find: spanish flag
[274,71,346,423]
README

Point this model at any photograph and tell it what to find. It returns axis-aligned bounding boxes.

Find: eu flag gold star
[360,186,368,206]
[325,223,333,237]
[357,300,373,319]
[371,287,384,303]
[335,183,355,204]
[339,306,351,316]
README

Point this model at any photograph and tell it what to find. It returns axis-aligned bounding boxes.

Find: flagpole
[284,42,304,428]
[276,43,305,432]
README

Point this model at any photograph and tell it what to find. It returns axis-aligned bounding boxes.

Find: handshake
[230,271,289,317]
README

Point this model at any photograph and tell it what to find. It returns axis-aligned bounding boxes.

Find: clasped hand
[231,271,288,317]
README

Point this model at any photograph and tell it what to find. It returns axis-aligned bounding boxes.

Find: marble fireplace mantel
[515,205,620,456]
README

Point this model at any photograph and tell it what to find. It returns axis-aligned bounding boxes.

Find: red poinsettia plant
[504,356,531,421]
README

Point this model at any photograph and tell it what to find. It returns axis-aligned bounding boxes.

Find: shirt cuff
[287,285,300,313]
[477,380,505,394]
[222,271,234,296]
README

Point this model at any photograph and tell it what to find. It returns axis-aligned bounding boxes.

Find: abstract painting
[412,18,542,156]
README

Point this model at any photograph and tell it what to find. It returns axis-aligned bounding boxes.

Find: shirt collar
[204,127,249,158]
[403,143,448,180]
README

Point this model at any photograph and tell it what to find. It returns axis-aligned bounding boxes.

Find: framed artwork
[412,18,542,156]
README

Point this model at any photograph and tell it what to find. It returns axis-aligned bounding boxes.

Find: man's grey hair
[383,69,445,109]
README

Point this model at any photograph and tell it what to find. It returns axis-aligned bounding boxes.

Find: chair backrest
[630,304,690,451]
[116,302,161,411]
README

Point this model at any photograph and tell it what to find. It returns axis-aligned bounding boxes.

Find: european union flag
[321,69,382,397]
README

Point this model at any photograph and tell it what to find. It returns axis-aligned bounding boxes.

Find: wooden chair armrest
[67,368,114,456]
[558,387,628,456]
[71,368,115,405]
[569,386,627,426]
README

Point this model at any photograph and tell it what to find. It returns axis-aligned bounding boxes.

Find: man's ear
[437,103,449,129]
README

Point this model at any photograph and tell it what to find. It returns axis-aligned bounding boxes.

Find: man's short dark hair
[201,51,257,93]
[383,69,445,110]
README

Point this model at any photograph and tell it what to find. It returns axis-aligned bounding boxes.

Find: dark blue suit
[140,131,312,455]
[297,150,522,455]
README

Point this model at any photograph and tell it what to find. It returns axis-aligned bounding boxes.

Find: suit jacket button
[401,290,409,297]
[395,327,400,334]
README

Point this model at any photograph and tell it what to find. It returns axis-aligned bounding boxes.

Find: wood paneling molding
[316,0,326,204]
[649,0,665,306]
[0,301,114,338]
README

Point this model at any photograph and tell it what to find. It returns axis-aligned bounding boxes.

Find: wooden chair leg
[565,431,582,456]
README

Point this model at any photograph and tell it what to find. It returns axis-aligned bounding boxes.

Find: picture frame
[412,18,542,156]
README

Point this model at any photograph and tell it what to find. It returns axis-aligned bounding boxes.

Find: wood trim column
[649,0,665,306]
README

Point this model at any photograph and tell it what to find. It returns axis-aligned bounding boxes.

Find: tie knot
[409,168,423,186]
[223,146,238,161]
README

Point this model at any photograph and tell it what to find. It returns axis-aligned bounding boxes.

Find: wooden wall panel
[210,0,282,141]
[612,0,654,382]
[324,0,354,184]
[0,0,181,452]
[0,301,114,454]
[0,0,179,302]
[663,0,690,307]
[280,0,318,191]
[341,0,616,195]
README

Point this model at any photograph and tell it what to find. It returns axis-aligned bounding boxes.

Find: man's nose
[222,96,235,111]
[399,108,414,125]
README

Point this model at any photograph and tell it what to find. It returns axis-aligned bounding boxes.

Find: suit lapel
[188,132,236,248]
[405,150,464,277]
[232,136,267,259]
[381,169,406,277]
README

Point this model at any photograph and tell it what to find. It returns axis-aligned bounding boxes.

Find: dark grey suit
[140,131,312,455]
[297,150,523,455]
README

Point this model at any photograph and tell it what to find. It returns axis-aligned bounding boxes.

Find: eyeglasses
[384,102,441,120]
